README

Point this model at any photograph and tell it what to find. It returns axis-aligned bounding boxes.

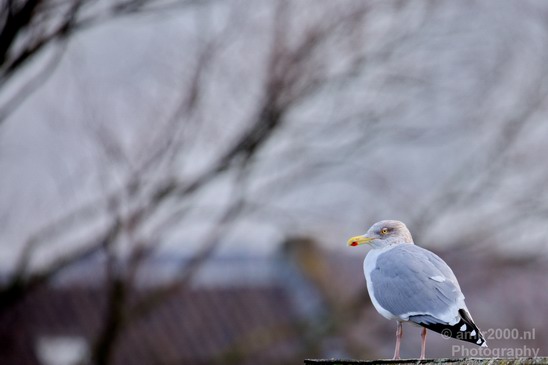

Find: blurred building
[0,241,331,365]
[0,285,302,365]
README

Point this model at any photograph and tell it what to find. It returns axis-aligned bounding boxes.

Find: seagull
[347,220,486,359]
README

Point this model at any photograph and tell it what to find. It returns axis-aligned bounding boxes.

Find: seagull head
[347,220,414,248]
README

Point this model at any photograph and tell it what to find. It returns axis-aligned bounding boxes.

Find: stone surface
[304,358,548,365]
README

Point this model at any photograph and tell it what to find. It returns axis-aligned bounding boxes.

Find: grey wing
[422,247,461,290]
[370,244,464,323]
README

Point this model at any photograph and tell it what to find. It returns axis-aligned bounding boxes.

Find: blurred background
[1,0,547,364]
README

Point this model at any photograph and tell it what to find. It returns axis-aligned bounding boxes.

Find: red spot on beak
[350,242,358,246]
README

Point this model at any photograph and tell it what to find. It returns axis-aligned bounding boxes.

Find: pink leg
[420,327,427,360]
[393,321,402,360]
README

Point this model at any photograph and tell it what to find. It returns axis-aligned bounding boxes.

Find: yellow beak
[347,235,373,247]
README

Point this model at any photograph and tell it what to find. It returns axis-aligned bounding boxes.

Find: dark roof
[0,285,302,365]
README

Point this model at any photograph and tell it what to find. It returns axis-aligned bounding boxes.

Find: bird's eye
[380,228,389,235]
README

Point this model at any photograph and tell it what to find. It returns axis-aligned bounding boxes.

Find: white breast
[363,245,401,321]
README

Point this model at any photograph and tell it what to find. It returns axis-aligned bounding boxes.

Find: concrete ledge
[304,358,548,365]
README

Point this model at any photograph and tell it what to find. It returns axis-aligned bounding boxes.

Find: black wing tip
[418,320,487,346]
[459,309,487,347]
[411,309,487,347]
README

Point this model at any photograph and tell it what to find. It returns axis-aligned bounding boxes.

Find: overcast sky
[2,1,548,270]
